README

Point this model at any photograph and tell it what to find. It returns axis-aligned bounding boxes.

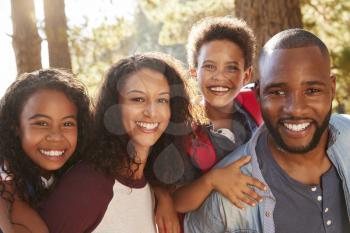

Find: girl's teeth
[40,150,65,157]
[136,121,159,130]
[283,122,310,132]
[210,87,229,92]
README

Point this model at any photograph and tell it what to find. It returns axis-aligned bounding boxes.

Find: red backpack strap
[185,126,217,173]
[235,89,263,126]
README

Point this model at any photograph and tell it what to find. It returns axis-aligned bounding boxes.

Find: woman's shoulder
[59,161,115,191]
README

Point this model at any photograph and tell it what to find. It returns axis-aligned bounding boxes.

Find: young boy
[154,17,266,233]
[172,16,265,212]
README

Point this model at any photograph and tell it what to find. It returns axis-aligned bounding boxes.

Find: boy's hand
[210,156,267,209]
[155,193,180,233]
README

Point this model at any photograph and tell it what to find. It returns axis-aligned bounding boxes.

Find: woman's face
[119,68,171,152]
[19,89,78,174]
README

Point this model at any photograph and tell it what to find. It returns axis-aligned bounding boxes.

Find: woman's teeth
[136,121,159,130]
[40,149,65,157]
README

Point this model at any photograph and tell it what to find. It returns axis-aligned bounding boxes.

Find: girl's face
[19,89,78,173]
[119,68,171,152]
[195,39,251,110]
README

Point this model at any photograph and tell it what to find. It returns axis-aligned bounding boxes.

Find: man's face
[258,46,335,154]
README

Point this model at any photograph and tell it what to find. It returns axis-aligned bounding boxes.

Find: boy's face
[258,46,335,154]
[194,39,251,112]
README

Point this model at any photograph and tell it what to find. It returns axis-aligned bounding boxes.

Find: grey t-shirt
[256,131,350,233]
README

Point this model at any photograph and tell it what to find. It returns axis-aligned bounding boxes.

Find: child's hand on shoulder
[209,156,266,209]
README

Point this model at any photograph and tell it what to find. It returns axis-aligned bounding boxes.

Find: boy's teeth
[283,122,310,132]
[210,86,229,92]
[136,121,159,130]
[40,149,65,157]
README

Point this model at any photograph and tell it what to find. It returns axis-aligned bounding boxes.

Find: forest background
[2,0,350,113]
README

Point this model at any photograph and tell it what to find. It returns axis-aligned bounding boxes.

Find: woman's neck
[129,144,150,180]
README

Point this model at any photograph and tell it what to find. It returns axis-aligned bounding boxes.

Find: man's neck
[267,131,332,185]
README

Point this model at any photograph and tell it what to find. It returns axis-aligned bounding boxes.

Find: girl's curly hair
[0,68,93,209]
[89,52,206,186]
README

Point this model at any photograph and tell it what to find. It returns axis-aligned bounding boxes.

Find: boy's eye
[158,98,169,104]
[131,97,145,102]
[226,65,239,72]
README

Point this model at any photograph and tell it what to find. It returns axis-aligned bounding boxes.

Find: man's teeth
[210,86,229,92]
[40,149,65,157]
[284,122,310,132]
[136,121,159,130]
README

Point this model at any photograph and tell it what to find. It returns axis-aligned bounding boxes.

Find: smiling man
[185,29,350,233]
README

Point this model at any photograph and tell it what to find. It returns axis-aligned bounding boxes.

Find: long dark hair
[90,52,205,186]
[0,69,93,210]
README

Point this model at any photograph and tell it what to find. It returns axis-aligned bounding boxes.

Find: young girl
[0,69,92,233]
[38,53,204,233]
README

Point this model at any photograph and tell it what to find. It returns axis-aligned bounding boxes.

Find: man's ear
[189,67,197,79]
[254,80,261,101]
[243,67,253,85]
[330,74,336,100]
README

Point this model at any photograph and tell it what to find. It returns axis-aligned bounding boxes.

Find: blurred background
[1,0,349,112]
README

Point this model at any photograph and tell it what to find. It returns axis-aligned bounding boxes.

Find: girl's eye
[131,97,145,102]
[63,121,76,127]
[158,98,169,104]
[32,121,48,127]
[202,64,215,71]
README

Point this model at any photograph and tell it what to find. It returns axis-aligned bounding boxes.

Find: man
[185,28,350,233]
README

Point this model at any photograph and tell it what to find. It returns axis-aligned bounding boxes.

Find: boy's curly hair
[0,68,93,209]
[89,52,206,186]
[187,16,256,70]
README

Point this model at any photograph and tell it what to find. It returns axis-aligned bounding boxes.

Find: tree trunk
[11,0,42,75]
[44,0,72,70]
[235,0,303,78]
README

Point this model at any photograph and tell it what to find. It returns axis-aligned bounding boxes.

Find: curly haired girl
[0,69,92,233]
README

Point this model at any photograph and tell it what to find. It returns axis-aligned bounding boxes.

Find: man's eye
[269,90,285,96]
[305,88,320,94]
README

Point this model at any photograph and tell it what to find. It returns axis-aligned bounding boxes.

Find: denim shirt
[184,114,350,233]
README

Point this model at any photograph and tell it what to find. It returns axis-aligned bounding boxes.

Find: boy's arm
[173,156,266,213]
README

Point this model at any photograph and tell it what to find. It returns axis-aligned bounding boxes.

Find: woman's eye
[158,98,169,104]
[131,97,145,102]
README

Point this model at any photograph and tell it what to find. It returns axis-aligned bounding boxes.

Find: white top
[93,178,157,233]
